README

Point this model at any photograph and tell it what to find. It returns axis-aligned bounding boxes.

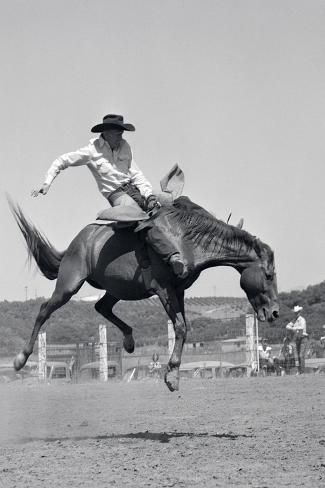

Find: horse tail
[8,198,64,280]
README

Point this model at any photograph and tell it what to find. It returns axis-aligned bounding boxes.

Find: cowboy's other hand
[31,183,50,197]
[146,194,160,211]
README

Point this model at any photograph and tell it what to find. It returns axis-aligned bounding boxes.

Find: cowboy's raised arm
[31,143,92,197]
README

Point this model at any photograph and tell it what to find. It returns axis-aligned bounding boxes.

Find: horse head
[240,241,279,323]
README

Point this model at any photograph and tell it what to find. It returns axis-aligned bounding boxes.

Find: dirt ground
[0,375,324,488]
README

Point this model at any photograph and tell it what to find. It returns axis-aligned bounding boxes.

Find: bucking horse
[9,184,279,391]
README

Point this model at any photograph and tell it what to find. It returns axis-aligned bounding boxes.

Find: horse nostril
[272,310,279,319]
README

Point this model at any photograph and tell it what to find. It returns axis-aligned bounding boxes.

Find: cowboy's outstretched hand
[31,184,50,197]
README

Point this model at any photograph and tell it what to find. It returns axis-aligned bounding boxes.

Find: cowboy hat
[293,305,303,313]
[91,114,135,133]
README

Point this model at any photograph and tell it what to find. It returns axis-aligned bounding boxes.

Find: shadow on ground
[19,430,254,444]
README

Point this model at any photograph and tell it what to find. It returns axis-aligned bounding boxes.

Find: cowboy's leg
[110,191,186,276]
[109,191,142,209]
[144,220,186,277]
[146,223,179,261]
[284,356,290,375]
[296,338,302,373]
[299,337,308,373]
[291,340,298,370]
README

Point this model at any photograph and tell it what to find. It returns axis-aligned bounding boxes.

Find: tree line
[0,281,324,355]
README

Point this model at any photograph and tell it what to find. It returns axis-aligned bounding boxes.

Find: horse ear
[236,218,244,229]
[264,249,275,277]
[254,240,274,273]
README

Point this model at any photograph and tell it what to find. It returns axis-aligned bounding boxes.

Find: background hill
[0,281,325,355]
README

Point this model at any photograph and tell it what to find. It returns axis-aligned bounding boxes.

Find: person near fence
[68,355,76,381]
[31,113,186,277]
[274,334,296,375]
[149,352,162,379]
[286,305,308,374]
[258,338,274,374]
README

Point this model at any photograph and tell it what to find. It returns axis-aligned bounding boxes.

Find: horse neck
[189,224,260,273]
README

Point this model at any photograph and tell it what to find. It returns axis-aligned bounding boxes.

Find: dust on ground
[0,375,324,487]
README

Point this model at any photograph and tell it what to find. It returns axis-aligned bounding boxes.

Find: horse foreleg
[94,293,135,353]
[156,287,187,392]
[14,256,87,371]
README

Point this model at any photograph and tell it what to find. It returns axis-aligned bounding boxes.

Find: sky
[0,0,324,302]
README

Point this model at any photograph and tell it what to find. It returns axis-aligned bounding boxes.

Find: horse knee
[174,322,186,339]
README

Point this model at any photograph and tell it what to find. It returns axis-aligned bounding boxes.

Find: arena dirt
[0,375,324,487]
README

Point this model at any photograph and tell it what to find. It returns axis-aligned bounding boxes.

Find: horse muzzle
[258,306,279,323]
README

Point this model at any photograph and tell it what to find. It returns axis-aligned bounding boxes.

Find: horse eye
[265,273,273,281]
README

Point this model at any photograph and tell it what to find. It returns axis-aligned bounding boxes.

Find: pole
[245,314,255,377]
[167,320,175,357]
[75,342,80,383]
[99,324,108,382]
[38,332,47,382]
[255,314,260,372]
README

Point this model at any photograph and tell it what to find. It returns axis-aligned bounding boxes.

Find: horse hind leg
[94,293,135,353]
[14,258,87,371]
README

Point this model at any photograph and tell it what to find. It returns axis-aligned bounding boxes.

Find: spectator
[286,305,308,375]
[149,352,162,379]
[68,355,76,376]
[280,335,296,375]
[258,338,274,374]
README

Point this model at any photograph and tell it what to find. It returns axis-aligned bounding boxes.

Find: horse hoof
[164,370,180,392]
[13,352,28,371]
[123,335,135,354]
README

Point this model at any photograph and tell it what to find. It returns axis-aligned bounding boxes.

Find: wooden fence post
[38,331,47,382]
[255,314,260,373]
[99,324,108,382]
[167,320,175,357]
[245,314,256,376]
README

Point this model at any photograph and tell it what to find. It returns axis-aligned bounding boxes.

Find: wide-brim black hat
[91,114,135,133]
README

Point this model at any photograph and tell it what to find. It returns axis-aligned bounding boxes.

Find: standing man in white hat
[286,305,308,374]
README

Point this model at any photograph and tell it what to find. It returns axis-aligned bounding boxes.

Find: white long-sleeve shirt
[44,136,153,199]
[286,315,307,336]
[258,345,272,360]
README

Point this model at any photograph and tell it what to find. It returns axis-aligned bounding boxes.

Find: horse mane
[165,196,274,262]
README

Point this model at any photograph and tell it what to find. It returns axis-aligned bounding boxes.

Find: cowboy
[286,305,308,374]
[32,114,186,277]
